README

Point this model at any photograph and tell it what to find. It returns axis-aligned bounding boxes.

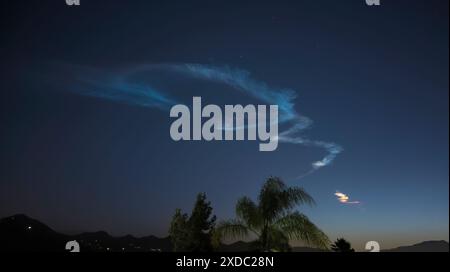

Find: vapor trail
[171,64,343,177]
[52,63,343,178]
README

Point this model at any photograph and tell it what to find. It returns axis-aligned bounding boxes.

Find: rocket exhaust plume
[43,63,343,179]
[335,191,361,204]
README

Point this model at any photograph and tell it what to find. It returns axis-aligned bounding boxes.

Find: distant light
[27,226,32,230]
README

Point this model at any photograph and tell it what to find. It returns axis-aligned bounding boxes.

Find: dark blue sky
[0,0,448,250]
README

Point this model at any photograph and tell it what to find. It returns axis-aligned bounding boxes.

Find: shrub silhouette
[331,238,355,252]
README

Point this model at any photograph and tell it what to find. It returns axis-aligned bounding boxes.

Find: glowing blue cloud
[66,66,178,110]
[59,63,343,177]
[173,64,298,122]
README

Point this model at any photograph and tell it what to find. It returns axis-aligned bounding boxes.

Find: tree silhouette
[216,177,329,251]
[330,238,355,252]
[168,209,189,251]
[169,193,216,251]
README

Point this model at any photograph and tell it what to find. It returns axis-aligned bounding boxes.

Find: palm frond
[276,212,330,250]
[216,219,250,240]
[258,177,288,221]
[285,187,316,207]
[236,197,261,229]
[258,177,316,222]
[265,226,291,252]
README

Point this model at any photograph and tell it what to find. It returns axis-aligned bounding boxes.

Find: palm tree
[330,238,355,252]
[216,177,329,251]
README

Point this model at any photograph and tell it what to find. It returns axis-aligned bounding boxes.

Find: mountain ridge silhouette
[1,214,448,252]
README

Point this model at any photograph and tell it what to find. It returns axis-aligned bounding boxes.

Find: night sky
[1,0,448,250]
